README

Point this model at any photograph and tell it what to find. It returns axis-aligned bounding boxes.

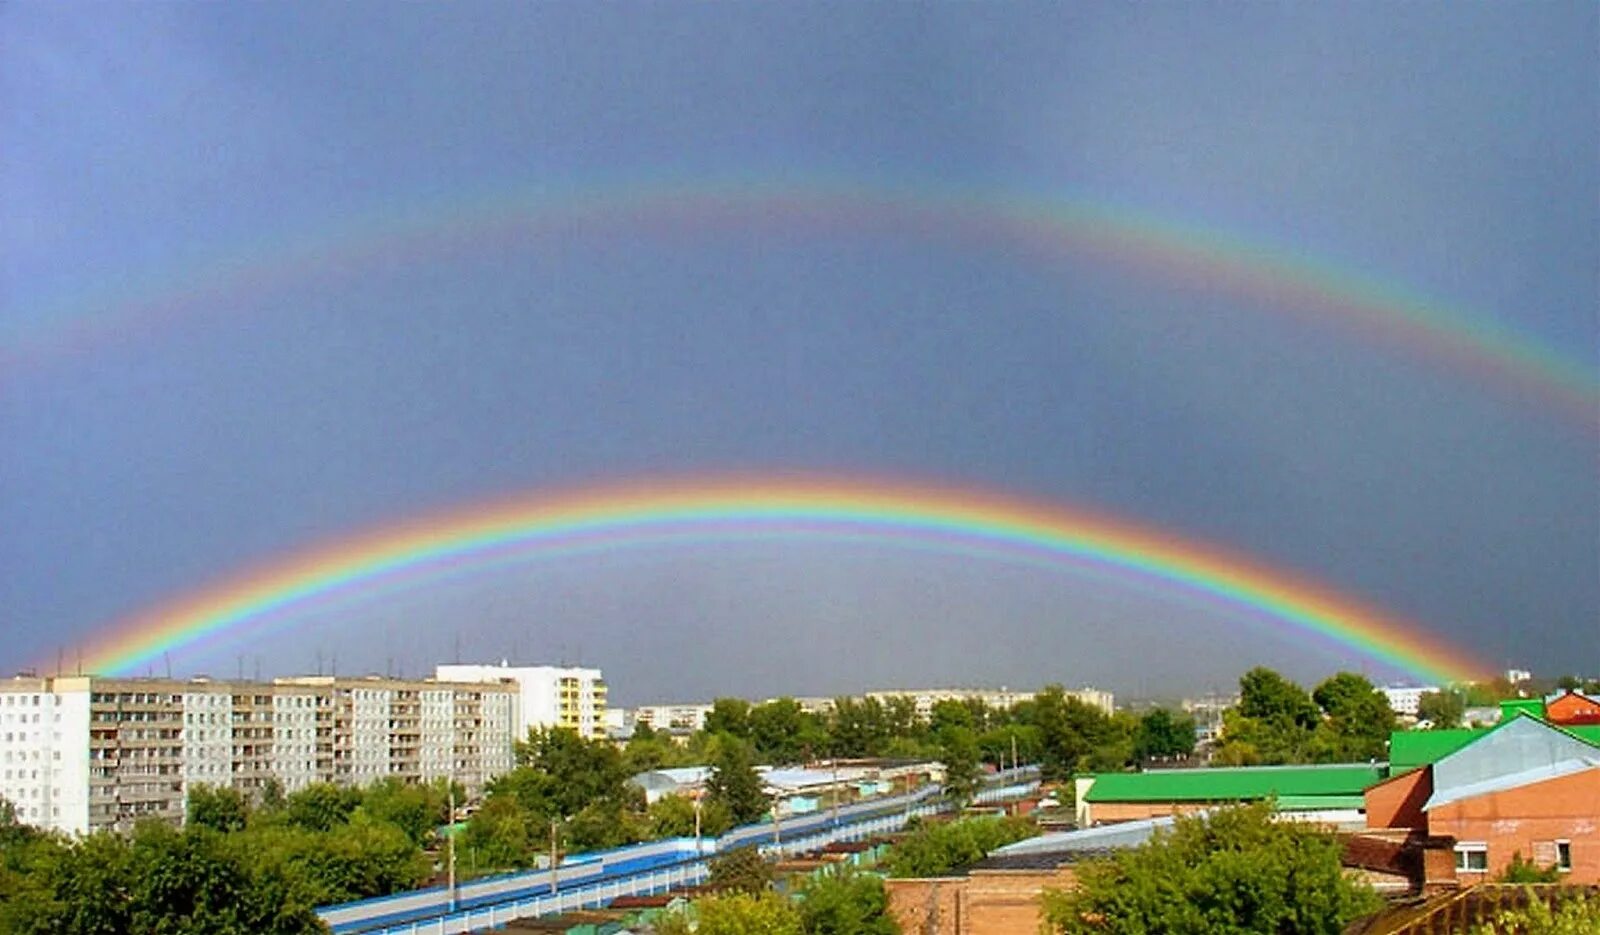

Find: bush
[886,815,1035,877]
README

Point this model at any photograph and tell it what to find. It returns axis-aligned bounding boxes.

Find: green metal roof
[1389,722,1600,771]
[1500,698,1546,719]
[1083,764,1385,803]
[1275,794,1368,810]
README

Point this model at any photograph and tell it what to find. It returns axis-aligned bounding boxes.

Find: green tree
[706,738,770,825]
[1309,672,1395,762]
[1417,690,1466,729]
[704,698,753,740]
[1133,708,1197,761]
[647,794,733,840]
[515,727,630,818]
[1468,888,1600,934]
[748,698,808,765]
[1497,851,1561,883]
[1040,802,1379,934]
[186,784,251,834]
[458,795,540,870]
[356,777,449,847]
[281,782,362,832]
[937,726,981,804]
[706,844,773,895]
[797,866,901,935]
[1238,667,1320,727]
[657,891,803,935]
[886,815,1036,877]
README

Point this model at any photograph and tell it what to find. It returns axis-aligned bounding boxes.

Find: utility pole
[831,759,840,829]
[549,819,559,896]
[771,799,782,852]
[1011,733,1019,777]
[446,781,457,911]
[693,795,703,854]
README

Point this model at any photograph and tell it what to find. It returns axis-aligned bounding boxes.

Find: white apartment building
[436,663,608,740]
[1381,685,1440,718]
[0,674,517,835]
[862,686,1117,718]
[633,703,713,733]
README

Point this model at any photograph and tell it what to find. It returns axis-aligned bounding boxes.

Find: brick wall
[885,866,1077,935]
[1429,767,1600,884]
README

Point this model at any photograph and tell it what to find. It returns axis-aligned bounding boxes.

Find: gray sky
[3,4,1596,703]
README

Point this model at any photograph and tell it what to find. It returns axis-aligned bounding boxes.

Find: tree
[704,698,753,740]
[706,738,770,825]
[281,782,362,832]
[1417,690,1465,729]
[706,845,773,895]
[657,891,802,935]
[748,698,808,765]
[1497,851,1560,883]
[1468,888,1600,935]
[796,866,901,935]
[1309,672,1395,762]
[1238,667,1319,727]
[187,784,251,833]
[937,726,981,804]
[1133,708,1196,762]
[1040,802,1379,934]
[886,815,1035,877]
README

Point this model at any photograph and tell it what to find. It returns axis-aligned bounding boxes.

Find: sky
[2,4,1596,703]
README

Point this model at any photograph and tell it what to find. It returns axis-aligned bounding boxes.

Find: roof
[1389,723,1600,771]
[990,814,1181,859]
[1425,758,1600,811]
[1082,764,1385,803]
[1425,715,1600,809]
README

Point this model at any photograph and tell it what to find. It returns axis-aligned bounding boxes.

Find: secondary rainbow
[9,179,1595,424]
[76,475,1493,684]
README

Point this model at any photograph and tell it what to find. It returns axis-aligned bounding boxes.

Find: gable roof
[1424,715,1600,810]
[1083,763,1384,803]
[1425,758,1600,811]
[1389,723,1600,771]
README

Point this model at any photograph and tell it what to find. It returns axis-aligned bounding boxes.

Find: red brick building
[1545,690,1600,727]
[1365,716,1600,886]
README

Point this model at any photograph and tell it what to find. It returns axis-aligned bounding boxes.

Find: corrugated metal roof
[1082,763,1384,802]
[1429,715,1600,806]
[991,814,1181,857]
[1389,723,1600,771]
[1425,758,1600,811]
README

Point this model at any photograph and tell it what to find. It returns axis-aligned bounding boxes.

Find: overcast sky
[3,4,1595,703]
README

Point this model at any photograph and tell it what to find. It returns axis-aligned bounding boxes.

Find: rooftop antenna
[55,647,63,678]
[315,648,323,676]
[236,655,244,681]
[76,648,83,677]
[254,656,261,682]
[331,653,337,677]
[164,653,172,680]
[453,633,462,664]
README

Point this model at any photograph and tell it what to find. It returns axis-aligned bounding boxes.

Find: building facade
[436,663,608,740]
[0,674,517,836]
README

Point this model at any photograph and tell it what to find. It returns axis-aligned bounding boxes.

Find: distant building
[0,674,517,836]
[860,686,1115,718]
[1381,685,1438,718]
[437,662,608,740]
[1545,689,1600,727]
[632,703,713,733]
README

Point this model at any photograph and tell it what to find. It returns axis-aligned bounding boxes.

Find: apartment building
[863,686,1116,718]
[0,673,517,835]
[633,703,713,733]
[436,663,608,740]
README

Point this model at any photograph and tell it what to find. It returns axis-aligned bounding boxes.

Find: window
[1455,843,1489,872]
[1557,840,1572,872]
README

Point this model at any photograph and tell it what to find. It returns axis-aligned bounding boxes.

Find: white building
[436,662,608,740]
[1381,685,1439,718]
[633,703,713,733]
[0,674,517,835]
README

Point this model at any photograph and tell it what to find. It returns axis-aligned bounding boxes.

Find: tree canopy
[1040,802,1379,934]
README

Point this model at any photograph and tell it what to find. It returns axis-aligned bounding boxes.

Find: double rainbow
[10,180,1596,426]
[77,475,1492,684]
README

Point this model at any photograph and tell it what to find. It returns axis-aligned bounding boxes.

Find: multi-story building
[862,686,1115,718]
[436,663,608,740]
[0,673,517,836]
[1381,685,1439,719]
[633,703,714,733]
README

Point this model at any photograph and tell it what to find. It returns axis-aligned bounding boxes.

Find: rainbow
[8,179,1595,425]
[76,475,1493,684]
